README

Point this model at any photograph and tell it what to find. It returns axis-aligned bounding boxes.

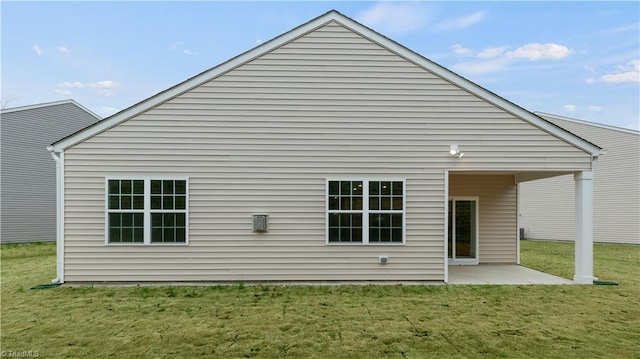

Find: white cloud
[57,81,84,89]
[436,11,487,31]
[601,72,639,83]
[451,42,572,75]
[585,77,595,85]
[506,43,572,61]
[599,23,640,35]
[169,41,194,55]
[96,89,115,97]
[564,105,577,112]
[88,80,121,89]
[588,105,603,112]
[600,59,640,83]
[90,81,121,96]
[477,46,507,59]
[31,45,43,56]
[584,64,596,72]
[452,58,509,75]
[451,44,474,57]
[256,39,262,45]
[356,3,430,35]
[58,46,69,53]
[55,80,122,97]
[96,106,119,117]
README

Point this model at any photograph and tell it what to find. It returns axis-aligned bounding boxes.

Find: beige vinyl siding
[520,117,640,245]
[449,174,517,263]
[62,22,592,282]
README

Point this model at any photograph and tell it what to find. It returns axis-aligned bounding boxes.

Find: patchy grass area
[1,241,639,358]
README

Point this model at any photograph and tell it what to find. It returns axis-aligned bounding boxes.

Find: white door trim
[448,196,479,265]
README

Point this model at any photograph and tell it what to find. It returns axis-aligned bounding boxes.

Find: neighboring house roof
[2,99,101,120]
[535,112,640,136]
[49,10,604,157]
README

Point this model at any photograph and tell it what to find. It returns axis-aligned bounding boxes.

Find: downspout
[47,147,64,284]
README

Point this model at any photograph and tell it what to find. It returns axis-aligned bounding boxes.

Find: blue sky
[2,1,639,130]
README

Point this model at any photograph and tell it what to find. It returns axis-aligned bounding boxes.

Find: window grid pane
[328,181,362,211]
[151,180,187,210]
[328,213,362,243]
[108,180,145,210]
[108,179,187,244]
[369,213,403,243]
[109,213,144,243]
[328,180,404,244]
[369,181,403,211]
[151,213,186,243]
[150,180,187,243]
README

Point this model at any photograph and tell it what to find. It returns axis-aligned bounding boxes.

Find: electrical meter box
[253,214,268,233]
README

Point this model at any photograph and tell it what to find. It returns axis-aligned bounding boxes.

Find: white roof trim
[49,10,603,157]
[51,12,343,152]
[535,112,640,136]
[1,99,101,121]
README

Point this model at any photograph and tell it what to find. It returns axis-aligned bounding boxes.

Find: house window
[150,180,187,243]
[369,181,403,243]
[108,180,145,243]
[327,180,405,244]
[107,178,188,244]
[328,181,364,243]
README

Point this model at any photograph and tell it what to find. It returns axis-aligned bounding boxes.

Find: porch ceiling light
[449,144,464,158]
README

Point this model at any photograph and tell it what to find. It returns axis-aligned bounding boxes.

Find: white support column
[574,171,594,284]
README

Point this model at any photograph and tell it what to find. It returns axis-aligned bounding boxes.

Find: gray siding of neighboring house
[1,101,100,243]
[60,22,593,283]
[520,115,640,245]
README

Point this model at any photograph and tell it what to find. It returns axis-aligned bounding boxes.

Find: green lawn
[1,241,639,358]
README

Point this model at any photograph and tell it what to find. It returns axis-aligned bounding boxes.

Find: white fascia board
[335,15,604,158]
[49,10,604,157]
[312,13,602,157]
[535,112,640,136]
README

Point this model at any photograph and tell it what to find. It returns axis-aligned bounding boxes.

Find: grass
[1,241,639,358]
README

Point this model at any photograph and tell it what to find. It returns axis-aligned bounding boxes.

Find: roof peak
[49,10,602,157]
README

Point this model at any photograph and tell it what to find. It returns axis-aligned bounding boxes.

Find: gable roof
[49,10,604,157]
[1,99,101,120]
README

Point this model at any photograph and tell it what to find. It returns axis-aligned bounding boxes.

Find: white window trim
[104,177,189,245]
[325,178,406,246]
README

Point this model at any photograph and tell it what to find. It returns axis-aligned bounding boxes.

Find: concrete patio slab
[448,265,573,285]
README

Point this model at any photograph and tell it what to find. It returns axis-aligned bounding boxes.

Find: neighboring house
[1,100,101,243]
[47,11,603,284]
[520,113,639,245]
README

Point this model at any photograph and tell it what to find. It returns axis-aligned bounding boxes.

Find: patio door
[448,197,479,265]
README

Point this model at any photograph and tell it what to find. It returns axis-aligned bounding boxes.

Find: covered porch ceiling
[449,170,578,183]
